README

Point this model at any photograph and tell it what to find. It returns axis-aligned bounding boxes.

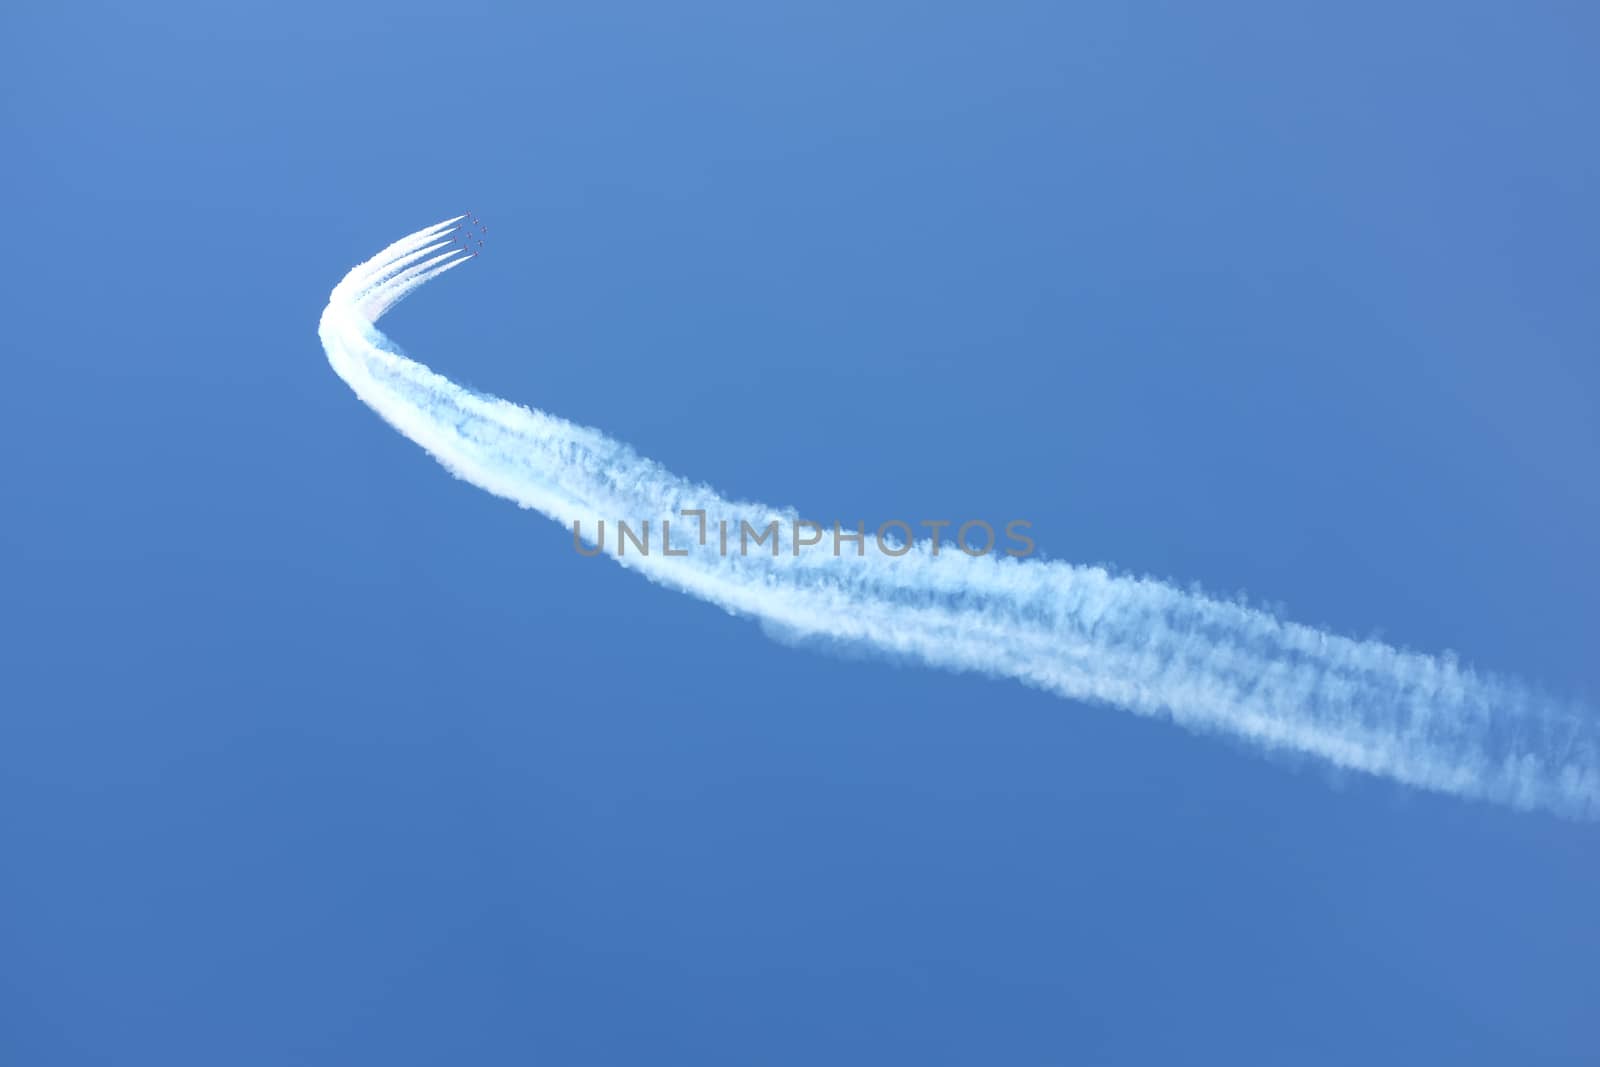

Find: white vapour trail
[320,218,1599,818]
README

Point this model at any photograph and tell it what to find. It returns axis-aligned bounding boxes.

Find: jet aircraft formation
[452,212,487,256]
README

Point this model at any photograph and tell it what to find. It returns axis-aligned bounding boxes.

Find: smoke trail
[320,218,1599,819]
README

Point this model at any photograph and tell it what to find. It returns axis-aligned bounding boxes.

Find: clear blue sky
[4,2,1598,1063]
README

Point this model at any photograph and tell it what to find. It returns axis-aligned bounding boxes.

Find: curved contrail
[319,217,1598,819]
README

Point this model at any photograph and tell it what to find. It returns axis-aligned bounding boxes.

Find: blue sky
[3,2,1598,1063]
